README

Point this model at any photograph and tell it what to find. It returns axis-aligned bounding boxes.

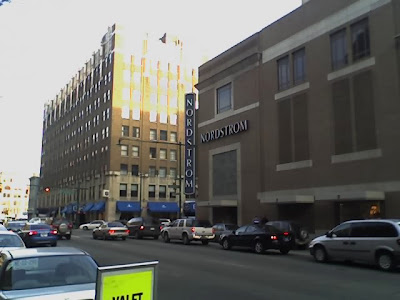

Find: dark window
[332,223,351,237]
[369,222,398,237]
[122,126,129,137]
[213,150,237,196]
[350,223,370,237]
[193,220,212,227]
[131,165,139,176]
[293,48,306,85]
[159,185,166,198]
[330,29,348,70]
[149,148,157,159]
[131,184,138,197]
[119,184,127,197]
[149,166,156,177]
[217,83,232,114]
[148,185,155,198]
[132,127,140,138]
[351,18,370,62]
[246,226,259,233]
[120,164,128,175]
[235,226,247,234]
[178,220,184,227]
[277,56,290,90]
[160,130,168,141]
[278,99,292,164]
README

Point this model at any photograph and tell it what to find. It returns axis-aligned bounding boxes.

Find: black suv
[126,217,161,239]
[266,221,310,249]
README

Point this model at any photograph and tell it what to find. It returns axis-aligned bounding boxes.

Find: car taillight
[68,224,73,229]
[29,231,38,236]
[160,226,163,230]
[109,230,115,234]
[191,227,195,233]
[51,230,57,235]
[283,232,289,236]
[139,225,144,230]
[125,229,130,233]
[271,235,278,240]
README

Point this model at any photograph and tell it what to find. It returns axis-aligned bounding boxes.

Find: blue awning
[117,201,141,212]
[61,206,67,214]
[90,201,105,212]
[82,203,94,212]
[147,202,179,213]
[65,203,77,214]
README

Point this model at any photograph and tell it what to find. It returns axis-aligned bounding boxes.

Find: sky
[0,0,302,183]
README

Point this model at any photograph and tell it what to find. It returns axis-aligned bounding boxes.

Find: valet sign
[185,93,196,195]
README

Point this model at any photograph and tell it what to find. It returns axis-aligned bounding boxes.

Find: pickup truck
[161,219,214,245]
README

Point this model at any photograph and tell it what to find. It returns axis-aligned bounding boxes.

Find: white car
[28,217,47,224]
[0,225,7,231]
[79,220,105,230]
[0,230,26,251]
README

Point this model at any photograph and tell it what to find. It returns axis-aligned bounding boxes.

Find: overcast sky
[0,0,301,182]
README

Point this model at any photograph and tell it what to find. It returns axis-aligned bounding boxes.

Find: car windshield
[108,222,124,227]
[1,254,98,290]
[0,235,24,247]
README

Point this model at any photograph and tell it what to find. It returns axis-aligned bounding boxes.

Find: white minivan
[309,219,400,271]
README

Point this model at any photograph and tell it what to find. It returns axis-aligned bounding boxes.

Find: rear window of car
[52,219,70,225]
[193,220,212,228]
[0,235,24,247]
[263,225,282,234]
[31,224,51,230]
[1,254,97,290]
[108,222,124,227]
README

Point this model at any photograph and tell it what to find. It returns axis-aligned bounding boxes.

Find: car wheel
[280,247,290,255]
[222,238,231,250]
[377,251,395,271]
[163,232,170,243]
[92,233,97,240]
[254,241,264,254]
[201,240,209,245]
[182,234,190,245]
[83,226,88,230]
[66,234,71,240]
[122,237,126,241]
[313,245,328,263]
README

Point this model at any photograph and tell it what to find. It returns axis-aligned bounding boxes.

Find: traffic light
[44,187,50,193]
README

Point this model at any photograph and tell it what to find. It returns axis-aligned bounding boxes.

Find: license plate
[150,228,155,231]
[284,237,290,242]
[41,233,48,237]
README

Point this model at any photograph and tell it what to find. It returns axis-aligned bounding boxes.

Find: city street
[58,230,400,300]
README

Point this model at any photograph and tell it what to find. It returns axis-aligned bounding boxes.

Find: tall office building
[39,24,197,222]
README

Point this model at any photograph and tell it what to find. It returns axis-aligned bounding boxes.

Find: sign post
[95,261,159,300]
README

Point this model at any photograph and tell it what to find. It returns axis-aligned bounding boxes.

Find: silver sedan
[92,222,129,240]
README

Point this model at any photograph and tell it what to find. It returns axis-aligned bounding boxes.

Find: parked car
[92,222,129,240]
[126,217,161,239]
[18,223,58,248]
[0,231,25,251]
[212,223,239,242]
[161,219,214,245]
[50,219,73,240]
[266,221,310,248]
[5,221,26,233]
[219,224,294,254]
[309,219,400,271]
[79,220,105,230]
[0,247,98,299]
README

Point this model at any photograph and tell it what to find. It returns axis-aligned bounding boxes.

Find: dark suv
[126,217,161,239]
[266,221,310,249]
[50,218,73,240]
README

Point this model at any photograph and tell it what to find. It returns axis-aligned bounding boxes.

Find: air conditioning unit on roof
[102,190,110,198]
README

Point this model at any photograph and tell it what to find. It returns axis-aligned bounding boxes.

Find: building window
[160,94,167,106]
[122,106,130,119]
[216,83,232,114]
[159,167,167,178]
[330,29,348,70]
[160,149,167,160]
[170,113,177,125]
[150,93,157,105]
[169,168,176,179]
[293,48,306,85]
[159,185,166,198]
[120,184,127,197]
[132,108,140,120]
[150,111,157,122]
[278,94,310,164]
[131,184,138,197]
[277,56,290,90]
[170,132,177,143]
[351,18,370,62]
[132,146,139,157]
[149,167,156,177]
[213,150,237,196]
[120,164,128,175]
[150,148,157,159]
[132,127,140,138]
[170,150,177,161]
[149,185,155,198]
[170,96,177,108]
[160,130,167,141]
[150,129,157,141]
[132,165,139,176]
[122,125,129,137]
[160,112,167,124]
[121,145,128,156]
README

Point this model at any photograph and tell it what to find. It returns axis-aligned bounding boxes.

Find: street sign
[96,261,158,300]
[168,185,180,189]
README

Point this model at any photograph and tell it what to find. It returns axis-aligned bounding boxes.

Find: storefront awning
[147,202,179,213]
[90,201,105,212]
[60,206,67,214]
[65,203,77,214]
[117,201,141,212]
[82,203,94,212]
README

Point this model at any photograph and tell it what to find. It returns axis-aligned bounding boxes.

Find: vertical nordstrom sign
[185,93,196,195]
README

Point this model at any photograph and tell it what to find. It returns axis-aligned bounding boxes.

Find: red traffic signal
[44,187,51,193]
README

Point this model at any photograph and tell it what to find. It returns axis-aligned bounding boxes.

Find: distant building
[40,24,197,222]
[195,0,400,232]
[0,172,29,219]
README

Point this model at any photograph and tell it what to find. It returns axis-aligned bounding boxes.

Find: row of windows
[120,164,177,178]
[121,127,177,142]
[120,146,178,160]
[120,184,173,198]
[121,107,178,125]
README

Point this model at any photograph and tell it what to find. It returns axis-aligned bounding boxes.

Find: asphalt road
[58,230,400,300]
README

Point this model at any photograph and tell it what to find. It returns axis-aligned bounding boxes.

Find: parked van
[309,219,400,271]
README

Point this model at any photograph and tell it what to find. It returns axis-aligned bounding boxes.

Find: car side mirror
[326,231,333,238]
